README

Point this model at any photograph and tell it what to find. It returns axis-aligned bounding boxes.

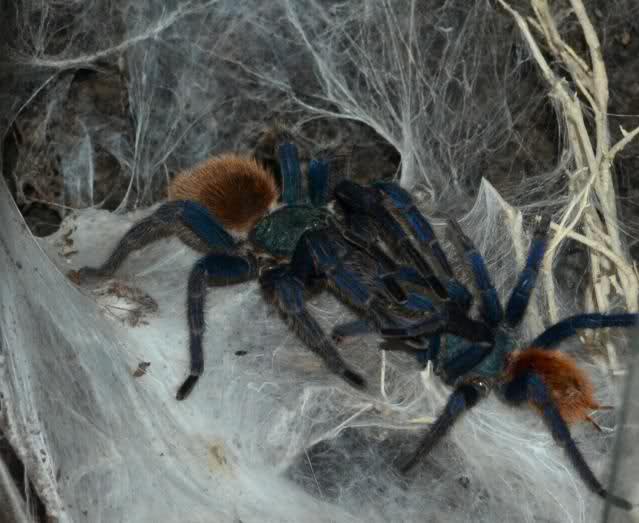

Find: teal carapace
[250,205,332,258]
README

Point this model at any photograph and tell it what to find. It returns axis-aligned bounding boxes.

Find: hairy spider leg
[253,125,295,189]
[377,293,494,374]
[374,182,473,311]
[331,319,375,342]
[380,331,491,382]
[177,252,258,400]
[259,222,415,389]
[340,214,397,269]
[292,225,414,342]
[438,343,495,383]
[530,313,639,349]
[399,384,482,473]
[379,303,493,344]
[374,264,477,371]
[505,217,549,326]
[338,212,430,304]
[292,227,389,314]
[259,265,365,389]
[381,335,443,366]
[447,218,503,326]
[378,293,442,364]
[381,267,445,299]
[330,293,438,344]
[72,201,235,282]
[373,211,446,299]
[307,156,402,302]
[502,371,634,510]
[338,213,416,303]
[421,335,441,366]
[334,181,447,298]
[308,158,330,207]
[278,143,304,205]
[373,270,478,371]
[374,182,453,275]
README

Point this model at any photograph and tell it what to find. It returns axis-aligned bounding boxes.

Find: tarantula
[69,136,444,400]
[333,186,637,510]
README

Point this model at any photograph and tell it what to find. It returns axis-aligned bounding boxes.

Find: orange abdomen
[168,154,279,236]
[506,348,600,424]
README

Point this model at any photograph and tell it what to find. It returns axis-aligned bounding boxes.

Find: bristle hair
[168,154,278,234]
[506,348,600,424]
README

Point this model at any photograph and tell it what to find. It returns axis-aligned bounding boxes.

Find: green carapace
[250,205,332,258]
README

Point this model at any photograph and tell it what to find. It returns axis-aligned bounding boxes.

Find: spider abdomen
[168,154,278,236]
[506,348,599,423]
[250,205,331,258]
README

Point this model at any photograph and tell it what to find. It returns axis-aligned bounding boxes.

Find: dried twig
[499,0,639,368]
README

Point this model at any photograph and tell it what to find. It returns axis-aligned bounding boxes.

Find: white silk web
[1,1,637,522]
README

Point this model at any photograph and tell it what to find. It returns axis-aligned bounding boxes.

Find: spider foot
[176,374,200,401]
[341,368,366,389]
[331,319,375,344]
[68,266,112,285]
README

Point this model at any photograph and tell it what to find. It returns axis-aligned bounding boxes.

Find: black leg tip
[397,456,418,475]
[342,369,366,389]
[68,266,108,284]
[380,327,402,337]
[602,490,634,511]
[67,267,99,285]
[176,374,199,400]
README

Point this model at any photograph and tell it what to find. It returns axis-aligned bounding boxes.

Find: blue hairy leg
[379,306,493,344]
[339,213,441,303]
[278,143,303,205]
[177,252,258,400]
[331,293,437,347]
[399,384,482,473]
[380,333,493,384]
[308,158,330,207]
[447,218,502,325]
[374,182,473,311]
[374,182,453,276]
[502,371,633,510]
[73,200,235,282]
[259,265,365,389]
[531,313,638,349]
[334,180,447,298]
[505,217,549,326]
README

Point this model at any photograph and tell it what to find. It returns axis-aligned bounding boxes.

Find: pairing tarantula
[70,134,636,510]
[70,136,436,399]
[333,186,637,510]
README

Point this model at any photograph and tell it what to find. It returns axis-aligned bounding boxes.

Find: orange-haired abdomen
[506,348,600,424]
[168,154,279,235]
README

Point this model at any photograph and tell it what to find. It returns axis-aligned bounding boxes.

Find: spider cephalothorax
[69,135,442,401]
[334,202,637,510]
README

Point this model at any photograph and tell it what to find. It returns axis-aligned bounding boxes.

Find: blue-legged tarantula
[69,134,451,400]
[332,185,637,510]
